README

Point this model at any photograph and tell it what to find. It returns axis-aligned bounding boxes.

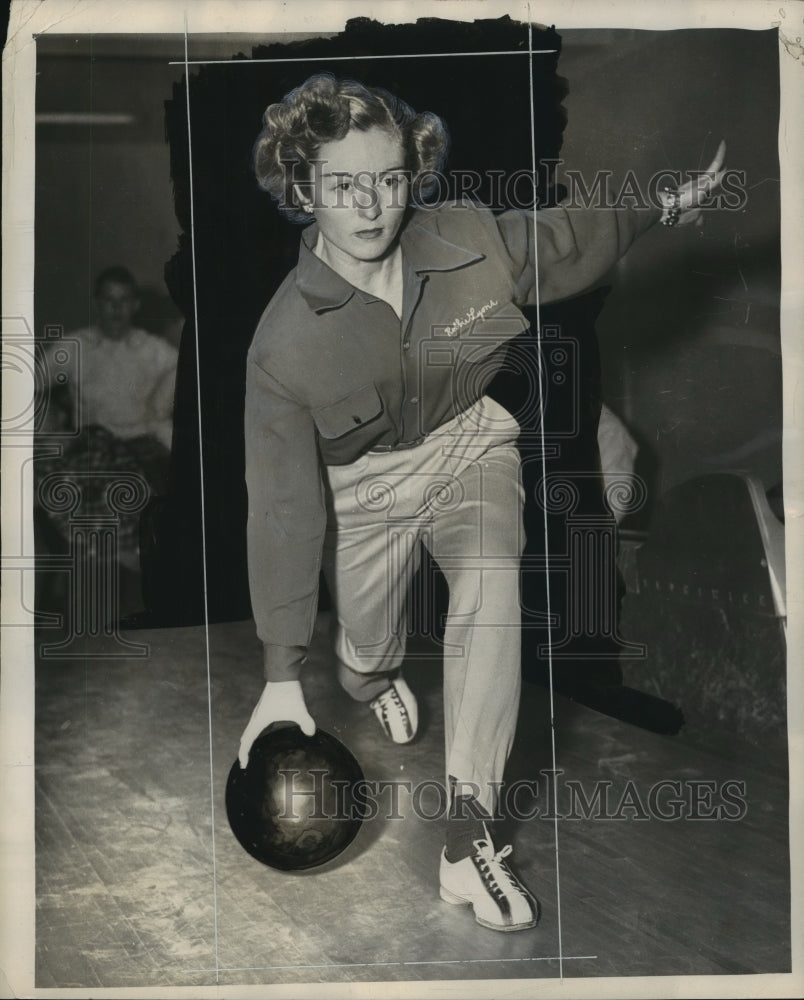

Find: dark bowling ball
[226,725,365,872]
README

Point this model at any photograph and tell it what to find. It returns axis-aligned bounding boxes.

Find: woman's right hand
[667,140,727,227]
[238,679,317,769]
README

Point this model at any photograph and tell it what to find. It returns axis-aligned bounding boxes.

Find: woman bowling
[238,73,724,931]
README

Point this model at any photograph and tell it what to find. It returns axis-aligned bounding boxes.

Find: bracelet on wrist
[660,186,682,227]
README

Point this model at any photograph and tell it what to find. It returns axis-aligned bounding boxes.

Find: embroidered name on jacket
[444,299,499,337]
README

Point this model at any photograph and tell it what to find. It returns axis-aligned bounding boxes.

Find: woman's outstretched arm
[498,141,727,306]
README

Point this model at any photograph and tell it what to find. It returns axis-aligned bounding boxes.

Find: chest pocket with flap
[311,382,385,440]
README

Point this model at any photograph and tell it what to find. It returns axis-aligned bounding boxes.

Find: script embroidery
[444,298,498,337]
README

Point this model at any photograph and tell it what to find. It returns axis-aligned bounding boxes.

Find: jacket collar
[295,225,356,313]
[402,212,485,274]
[295,209,485,314]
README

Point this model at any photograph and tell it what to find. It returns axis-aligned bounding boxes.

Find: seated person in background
[36,266,179,589]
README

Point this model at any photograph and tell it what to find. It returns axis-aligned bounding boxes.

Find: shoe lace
[372,685,397,710]
[473,839,528,899]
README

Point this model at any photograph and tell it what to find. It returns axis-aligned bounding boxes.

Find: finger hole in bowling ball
[226,725,366,872]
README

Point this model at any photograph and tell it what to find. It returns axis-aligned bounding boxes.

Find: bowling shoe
[439,834,540,931]
[369,677,418,744]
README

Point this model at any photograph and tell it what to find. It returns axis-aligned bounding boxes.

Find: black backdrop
[144,16,621,696]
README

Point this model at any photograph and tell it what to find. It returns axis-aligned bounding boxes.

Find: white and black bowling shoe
[369,678,418,744]
[439,835,540,931]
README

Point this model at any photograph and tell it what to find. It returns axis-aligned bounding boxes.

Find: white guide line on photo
[181,11,563,982]
[527,7,563,979]
[169,49,557,67]
[182,953,598,975]
[183,13,221,985]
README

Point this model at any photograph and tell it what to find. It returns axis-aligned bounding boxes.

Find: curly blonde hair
[253,73,450,222]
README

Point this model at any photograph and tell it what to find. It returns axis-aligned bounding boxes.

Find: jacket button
[403,340,411,350]
[410,397,419,405]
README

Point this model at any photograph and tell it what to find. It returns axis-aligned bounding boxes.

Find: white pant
[322,397,525,813]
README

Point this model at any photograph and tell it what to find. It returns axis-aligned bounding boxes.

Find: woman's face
[300,126,410,267]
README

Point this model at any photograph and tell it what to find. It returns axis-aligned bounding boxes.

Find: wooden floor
[34,613,790,989]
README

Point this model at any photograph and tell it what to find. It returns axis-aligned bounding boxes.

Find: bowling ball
[226,725,365,872]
